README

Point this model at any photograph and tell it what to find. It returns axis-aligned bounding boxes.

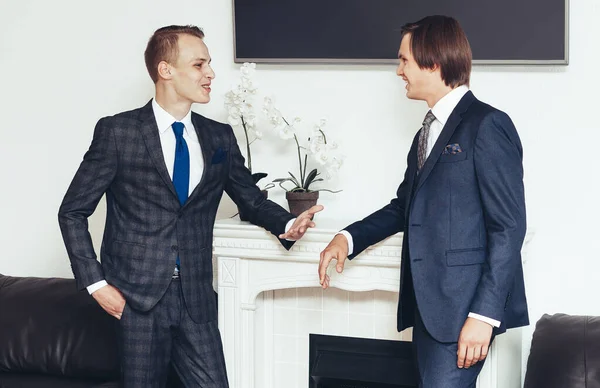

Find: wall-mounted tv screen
[233,0,568,65]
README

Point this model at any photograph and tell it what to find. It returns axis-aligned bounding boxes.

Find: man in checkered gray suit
[58,25,321,388]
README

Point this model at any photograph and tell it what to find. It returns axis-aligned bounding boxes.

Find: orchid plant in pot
[263,97,343,216]
[225,63,274,220]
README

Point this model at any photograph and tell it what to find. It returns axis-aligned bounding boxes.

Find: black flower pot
[286,191,319,217]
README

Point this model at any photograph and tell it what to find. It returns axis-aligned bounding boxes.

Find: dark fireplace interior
[309,334,418,388]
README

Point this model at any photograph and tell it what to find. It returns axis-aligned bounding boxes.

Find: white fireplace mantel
[214,218,530,388]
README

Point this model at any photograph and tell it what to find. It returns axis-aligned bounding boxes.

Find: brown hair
[144,25,205,83]
[400,15,472,88]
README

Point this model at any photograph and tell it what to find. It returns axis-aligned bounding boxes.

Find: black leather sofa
[0,274,181,387]
[524,313,600,388]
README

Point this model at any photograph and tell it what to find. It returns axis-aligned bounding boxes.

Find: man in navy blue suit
[318,16,528,388]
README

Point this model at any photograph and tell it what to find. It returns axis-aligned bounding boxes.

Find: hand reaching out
[279,204,324,240]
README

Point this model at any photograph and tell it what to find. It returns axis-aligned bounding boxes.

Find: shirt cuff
[337,230,354,256]
[285,218,296,241]
[87,280,108,295]
[468,312,501,328]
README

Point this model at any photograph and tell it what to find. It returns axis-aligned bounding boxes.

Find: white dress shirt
[339,86,500,328]
[152,99,204,193]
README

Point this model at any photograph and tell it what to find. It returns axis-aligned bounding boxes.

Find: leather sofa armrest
[524,313,600,388]
[0,274,119,380]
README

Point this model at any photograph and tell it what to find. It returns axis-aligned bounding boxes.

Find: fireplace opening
[309,334,418,388]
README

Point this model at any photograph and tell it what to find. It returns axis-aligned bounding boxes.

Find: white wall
[1,0,599,358]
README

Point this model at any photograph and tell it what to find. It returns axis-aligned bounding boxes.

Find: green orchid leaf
[303,169,319,189]
[290,187,307,193]
[302,154,308,185]
[277,181,292,192]
[288,172,301,188]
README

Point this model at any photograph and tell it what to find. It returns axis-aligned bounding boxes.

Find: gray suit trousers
[118,279,228,388]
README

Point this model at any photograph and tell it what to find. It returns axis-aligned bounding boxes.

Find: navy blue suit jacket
[345,92,528,342]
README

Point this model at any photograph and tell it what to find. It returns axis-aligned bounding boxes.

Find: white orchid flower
[278,123,296,140]
[224,62,264,173]
[308,140,323,155]
[268,114,282,127]
[241,62,256,77]
[308,131,326,154]
[314,118,327,131]
[263,96,274,109]
[244,113,257,128]
[261,97,344,192]
[227,115,241,127]
[253,129,263,139]
[314,150,330,165]
[325,156,344,179]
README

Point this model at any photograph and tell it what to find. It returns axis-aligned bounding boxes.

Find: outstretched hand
[279,204,324,240]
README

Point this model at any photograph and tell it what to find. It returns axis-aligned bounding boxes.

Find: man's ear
[157,61,172,80]
[429,63,440,73]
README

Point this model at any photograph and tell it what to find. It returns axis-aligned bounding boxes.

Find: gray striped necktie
[417,110,436,171]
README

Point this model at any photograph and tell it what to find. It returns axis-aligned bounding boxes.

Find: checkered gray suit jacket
[59,100,294,323]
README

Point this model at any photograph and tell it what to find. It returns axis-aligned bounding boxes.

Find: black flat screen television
[233,0,569,65]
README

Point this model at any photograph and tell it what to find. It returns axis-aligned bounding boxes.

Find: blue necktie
[172,122,189,269]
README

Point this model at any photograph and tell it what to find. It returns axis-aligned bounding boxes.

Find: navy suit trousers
[413,307,492,388]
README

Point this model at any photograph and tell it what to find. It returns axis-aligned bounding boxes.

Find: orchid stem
[319,129,327,144]
[241,116,252,173]
[293,133,304,186]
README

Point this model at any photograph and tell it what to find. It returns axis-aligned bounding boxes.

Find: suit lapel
[404,134,420,207]
[414,91,476,193]
[138,100,179,201]
[182,113,211,208]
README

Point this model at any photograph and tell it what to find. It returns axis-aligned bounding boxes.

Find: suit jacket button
[171,245,178,252]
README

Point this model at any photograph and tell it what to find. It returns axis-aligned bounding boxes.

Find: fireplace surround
[213,219,530,388]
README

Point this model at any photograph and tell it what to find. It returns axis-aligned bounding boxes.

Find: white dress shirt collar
[151,99,194,135]
[431,85,469,126]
